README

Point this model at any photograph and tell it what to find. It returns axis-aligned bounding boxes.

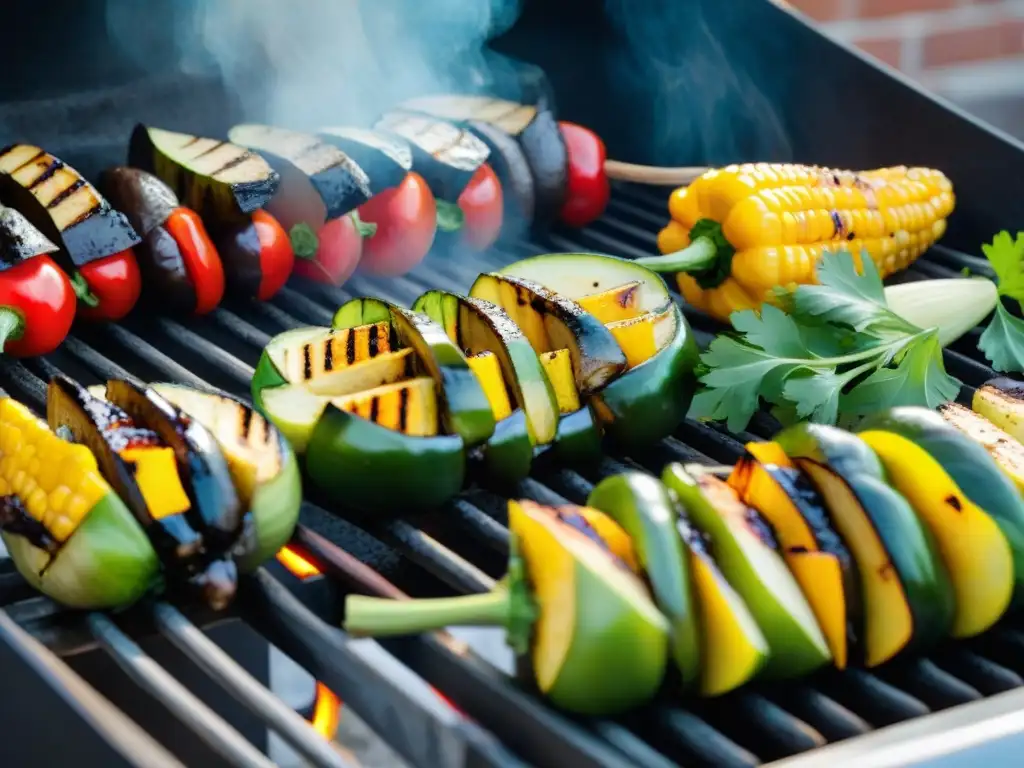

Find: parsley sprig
[688,251,961,432]
[977,231,1024,373]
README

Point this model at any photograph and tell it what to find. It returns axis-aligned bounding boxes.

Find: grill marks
[226,124,372,218]
[150,131,272,186]
[401,94,538,137]
[0,145,105,231]
[280,322,393,382]
[377,111,486,171]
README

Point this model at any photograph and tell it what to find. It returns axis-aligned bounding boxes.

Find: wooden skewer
[603,160,710,186]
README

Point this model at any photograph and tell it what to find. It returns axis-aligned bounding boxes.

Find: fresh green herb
[688,251,961,432]
[977,231,1024,373]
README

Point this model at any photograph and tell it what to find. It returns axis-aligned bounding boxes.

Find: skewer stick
[603,160,710,186]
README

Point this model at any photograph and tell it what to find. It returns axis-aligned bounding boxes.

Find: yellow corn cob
[649,163,955,322]
[0,398,108,542]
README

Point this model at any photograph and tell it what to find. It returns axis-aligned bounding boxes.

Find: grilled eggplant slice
[729,441,859,669]
[861,406,1024,611]
[374,110,490,202]
[149,384,301,571]
[0,144,140,267]
[776,422,955,666]
[469,272,626,394]
[317,126,412,195]
[97,167,198,314]
[0,397,158,609]
[400,94,567,227]
[0,204,60,266]
[104,379,242,543]
[128,125,279,222]
[228,124,372,222]
[47,375,240,607]
[663,464,831,679]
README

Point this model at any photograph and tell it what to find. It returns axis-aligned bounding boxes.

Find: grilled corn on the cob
[638,163,955,321]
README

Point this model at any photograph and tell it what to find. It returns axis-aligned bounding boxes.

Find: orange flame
[276,545,322,580]
[274,546,343,738]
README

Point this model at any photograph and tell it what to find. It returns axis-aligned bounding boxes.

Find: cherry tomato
[357,173,437,276]
[253,210,295,301]
[164,207,225,315]
[457,164,503,251]
[76,249,143,322]
[0,256,76,357]
[292,214,366,286]
[558,122,610,228]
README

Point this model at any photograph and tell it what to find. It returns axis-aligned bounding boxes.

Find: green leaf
[786,251,918,340]
[841,332,960,415]
[783,370,845,424]
[983,230,1024,303]
[290,223,319,260]
[979,301,1024,373]
[435,200,465,232]
[729,305,807,358]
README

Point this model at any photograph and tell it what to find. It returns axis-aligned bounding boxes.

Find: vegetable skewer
[0,376,301,610]
[342,403,1024,714]
[251,252,698,512]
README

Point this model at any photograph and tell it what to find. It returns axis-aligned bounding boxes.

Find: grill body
[0,2,1023,767]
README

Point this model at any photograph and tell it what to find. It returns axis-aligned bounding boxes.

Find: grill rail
[0,181,1023,767]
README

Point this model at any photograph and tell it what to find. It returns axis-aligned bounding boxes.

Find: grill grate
[2,180,1024,768]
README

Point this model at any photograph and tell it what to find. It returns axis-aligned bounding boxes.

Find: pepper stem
[0,307,25,355]
[69,272,100,308]
[290,223,319,260]
[344,588,512,637]
[633,218,736,289]
[435,201,465,233]
[635,236,718,273]
[351,211,377,238]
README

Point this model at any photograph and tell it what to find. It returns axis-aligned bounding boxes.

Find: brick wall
[785,0,1024,101]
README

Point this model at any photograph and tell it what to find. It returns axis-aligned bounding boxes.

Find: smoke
[106,0,525,130]
[603,0,793,164]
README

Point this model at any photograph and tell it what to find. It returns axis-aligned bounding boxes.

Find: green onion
[883,278,998,348]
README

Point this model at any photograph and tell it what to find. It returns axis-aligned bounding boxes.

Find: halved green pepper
[253,297,492,513]
[586,472,701,688]
[344,498,669,715]
[484,252,700,449]
[413,289,555,486]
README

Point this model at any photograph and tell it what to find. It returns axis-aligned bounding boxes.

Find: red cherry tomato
[0,256,77,357]
[558,121,610,228]
[357,172,437,276]
[164,207,225,315]
[457,164,503,251]
[76,248,143,322]
[292,214,365,286]
[253,210,295,301]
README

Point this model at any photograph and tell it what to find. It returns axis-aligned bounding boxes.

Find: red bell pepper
[457,163,503,252]
[74,249,143,322]
[557,122,611,228]
[0,256,76,357]
[163,207,225,314]
[253,210,295,301]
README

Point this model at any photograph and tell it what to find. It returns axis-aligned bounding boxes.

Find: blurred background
[787,0,1024,138]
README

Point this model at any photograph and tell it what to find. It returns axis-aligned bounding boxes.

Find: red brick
[857,0,956,19]
[922,20,1024,68]
[785,0,845,20]
[855,37,904,68]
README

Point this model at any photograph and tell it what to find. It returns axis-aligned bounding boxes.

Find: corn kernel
[65,495,90,529]
[50,516,75,543]
[25,487,46,524]
[10,470,26,495]
[48,486,71,516]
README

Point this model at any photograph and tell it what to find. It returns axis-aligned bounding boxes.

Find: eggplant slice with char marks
[0,144,141,267]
